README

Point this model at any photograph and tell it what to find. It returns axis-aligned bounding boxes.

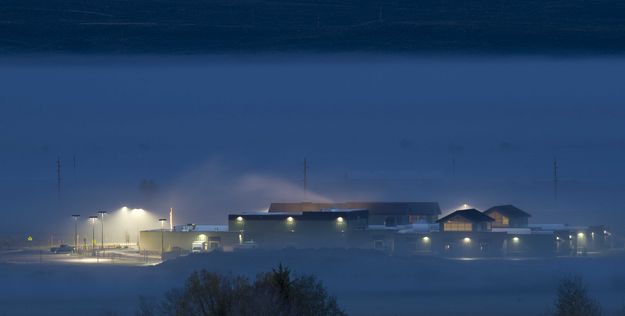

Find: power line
[553,156,558,201]
[303,158,308,201]
[56,156,62,200]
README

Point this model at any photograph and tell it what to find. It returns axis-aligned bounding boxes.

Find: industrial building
[268,202,441,226]
[139,201,615,258]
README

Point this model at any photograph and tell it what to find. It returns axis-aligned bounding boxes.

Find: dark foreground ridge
[2,0,625,55]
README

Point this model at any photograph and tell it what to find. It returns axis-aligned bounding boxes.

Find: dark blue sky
[1,56,625,236]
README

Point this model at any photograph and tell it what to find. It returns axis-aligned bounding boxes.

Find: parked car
[50,244,75,253]
[191,241,206,253]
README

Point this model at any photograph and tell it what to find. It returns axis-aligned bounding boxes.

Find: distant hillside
[2,0,625,54]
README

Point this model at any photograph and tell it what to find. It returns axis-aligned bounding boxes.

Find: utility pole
[56,157,62,200]
[72,215,80,252]
[159,218,167,259]
[553,156,559,201]
[303,158,308,201]
[452,157,456,178]
[98,211,107,253]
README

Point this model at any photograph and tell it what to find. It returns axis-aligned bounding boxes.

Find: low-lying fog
[3,250,625,316]
[1,56,625,241]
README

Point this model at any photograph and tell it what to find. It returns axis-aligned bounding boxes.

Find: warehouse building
[268,202,441,226]
[139,202,614,258]
[227,209,368,249]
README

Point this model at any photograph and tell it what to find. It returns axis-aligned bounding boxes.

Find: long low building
[139,202,616,258]
[268,202,441,226]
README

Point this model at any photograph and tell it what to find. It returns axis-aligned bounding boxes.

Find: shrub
[139,264,346,316]
[553,276,601,316]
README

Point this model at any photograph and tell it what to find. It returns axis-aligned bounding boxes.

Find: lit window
[443,221,472,232]
[502,217,509,226]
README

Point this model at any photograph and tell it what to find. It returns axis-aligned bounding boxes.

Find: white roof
[236,211,303,216]
[529,224,588,231]
[175,224,228,232]
[194,225,228,232]
[492,228,532,235]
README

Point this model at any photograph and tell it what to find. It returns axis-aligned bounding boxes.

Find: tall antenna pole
[304,158,308,201]
[56,156,62,200]
[452,156,456,178]
[553,156,558,201]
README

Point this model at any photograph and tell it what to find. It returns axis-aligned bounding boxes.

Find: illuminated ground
[0,249,161,266]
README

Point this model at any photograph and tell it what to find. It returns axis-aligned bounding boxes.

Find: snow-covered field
[2,249,625,315]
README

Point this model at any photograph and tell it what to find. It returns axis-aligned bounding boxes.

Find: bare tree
[139,264,346,316]
[553,276,601,316]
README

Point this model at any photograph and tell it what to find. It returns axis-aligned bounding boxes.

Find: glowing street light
[286,216,295,233]
[336,217,344,223]
[422,236,430,242]
[463,237,471,244]
[89,216,98,256]
[512,237,520,243]
[128,208,146,248]
[71,215,80,252]
[236,216,244,222]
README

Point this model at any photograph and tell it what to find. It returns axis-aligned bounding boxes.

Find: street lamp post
[72,215,80,253]
[158,218,167,259]
[98,211,107,253]
[89,216,98,256]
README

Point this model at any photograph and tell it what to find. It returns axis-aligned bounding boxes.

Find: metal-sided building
[228,210,369,249]
[139,202,615,258]
[268,202,441,226]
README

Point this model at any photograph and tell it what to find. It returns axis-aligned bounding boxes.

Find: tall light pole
[129,208,145,249]
[72,215,80,253]
[89,216,98,256]
[98,211,107,253]
[159,218,167,258]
